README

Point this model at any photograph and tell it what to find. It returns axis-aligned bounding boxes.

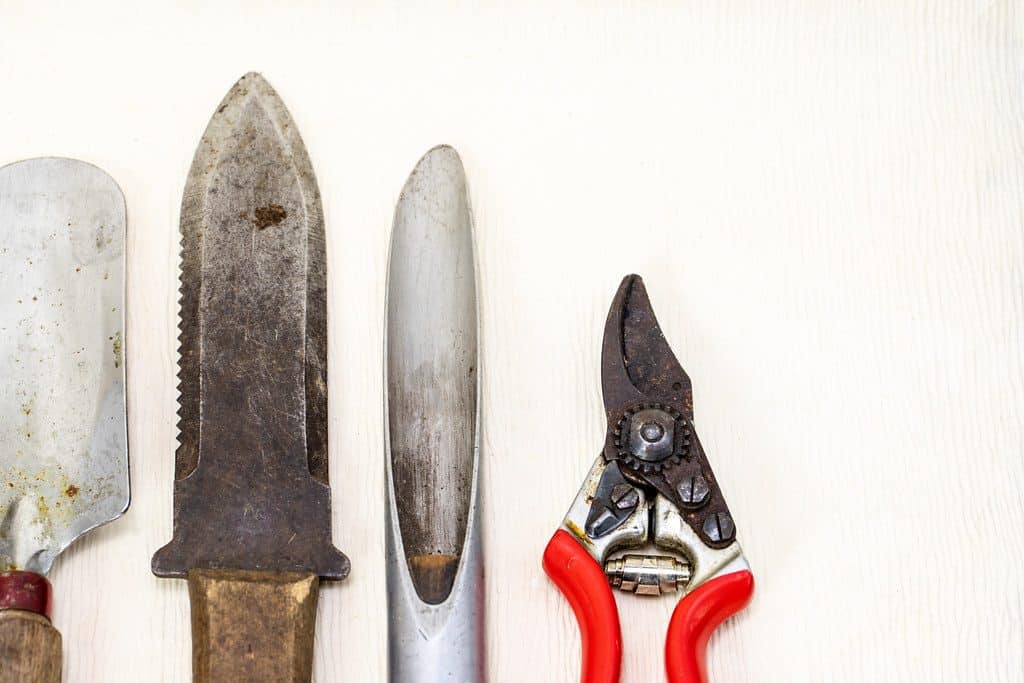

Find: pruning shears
[543,275,754,683]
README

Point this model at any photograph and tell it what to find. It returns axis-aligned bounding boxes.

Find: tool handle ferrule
[0,571,52,617]
[542,529,621,683]
[665,569,754,683]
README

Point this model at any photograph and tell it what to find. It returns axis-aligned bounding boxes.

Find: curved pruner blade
[600,274,692,420]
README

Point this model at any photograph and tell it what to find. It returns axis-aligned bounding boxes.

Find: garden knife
[0,157,128,683]
[151,73,349,683]
[385,146,485,681]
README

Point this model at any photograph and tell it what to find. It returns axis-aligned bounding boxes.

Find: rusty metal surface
[600,275,735,550]
[151,73,348,580]
[385,146,485,681]
[0,158,128,575]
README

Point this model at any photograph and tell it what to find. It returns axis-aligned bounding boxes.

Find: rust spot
[65,485,78,498]
[112,331,123,368]
[408,554,460,605]
[253,204,287,230]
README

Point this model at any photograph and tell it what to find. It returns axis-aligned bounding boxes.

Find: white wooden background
[1,2,1022,681]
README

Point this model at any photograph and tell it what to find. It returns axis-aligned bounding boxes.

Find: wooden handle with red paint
[542,529,622,683]
[665,570,754,683]
[0,572,60,683]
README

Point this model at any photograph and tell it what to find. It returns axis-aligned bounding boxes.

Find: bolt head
[702,511,735,543]
[677,474,710,506]
[626,408,676,462]
[610,483,640,510]
[639,422,665,442]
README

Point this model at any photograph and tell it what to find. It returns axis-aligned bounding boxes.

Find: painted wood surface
[0,2,1021,681]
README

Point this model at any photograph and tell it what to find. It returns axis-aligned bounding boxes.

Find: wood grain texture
[0,611,61,683]
[187,570,319,683]
[0,1,1020,681]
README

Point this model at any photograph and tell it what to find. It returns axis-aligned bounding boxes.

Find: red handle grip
[665,569,754,683]
[543,529,621,683]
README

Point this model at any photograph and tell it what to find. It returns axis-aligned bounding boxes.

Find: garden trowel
[0,157,129,683]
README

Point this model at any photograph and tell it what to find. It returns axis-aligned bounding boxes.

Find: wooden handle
[0,610,62,683]
[188,569,320,683]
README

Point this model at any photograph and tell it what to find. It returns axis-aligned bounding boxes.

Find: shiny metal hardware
[605,554,691,596]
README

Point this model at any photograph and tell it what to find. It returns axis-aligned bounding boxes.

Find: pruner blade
[601,274,692,421]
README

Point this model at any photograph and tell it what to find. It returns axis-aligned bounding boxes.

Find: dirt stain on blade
[152,73,345,581]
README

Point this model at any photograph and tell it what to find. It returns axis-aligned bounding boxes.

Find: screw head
[677,474,710,506]
[610,483,640,510]
[639,422,665,443]
[702,511,735,543]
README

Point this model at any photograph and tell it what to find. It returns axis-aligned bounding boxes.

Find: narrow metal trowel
[0,158,128,683]
[385,146,485,681]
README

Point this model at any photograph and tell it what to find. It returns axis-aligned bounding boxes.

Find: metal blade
[0,158,128,574]
[600,275,737,549]
[385,146,484,679]
[601,274,692,419]
[152,73,347,579]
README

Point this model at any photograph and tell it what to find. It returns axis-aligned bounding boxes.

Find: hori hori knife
[152,73,348,683]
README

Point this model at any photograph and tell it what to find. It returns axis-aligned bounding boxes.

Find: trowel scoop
[0,158,128,683]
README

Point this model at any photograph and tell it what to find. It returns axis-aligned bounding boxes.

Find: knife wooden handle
[0,610,62,683]
[187,568,320,683]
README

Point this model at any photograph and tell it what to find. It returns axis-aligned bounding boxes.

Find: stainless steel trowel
[0,158,128,683]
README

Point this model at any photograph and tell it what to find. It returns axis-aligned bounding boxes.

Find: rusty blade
[152,73,348,579]
[601,274,692,420]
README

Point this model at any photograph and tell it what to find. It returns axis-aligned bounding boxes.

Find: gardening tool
[0,157,128,683]
[385,146,485,681]
[543,275,753,683]
[151,73,349,683]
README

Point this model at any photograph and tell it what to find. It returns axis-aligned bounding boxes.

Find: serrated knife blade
[151,73,347,683]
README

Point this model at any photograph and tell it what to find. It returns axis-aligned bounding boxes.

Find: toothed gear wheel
[613,403,691,474]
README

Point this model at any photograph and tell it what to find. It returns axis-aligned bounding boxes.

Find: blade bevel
[152,73,346,580]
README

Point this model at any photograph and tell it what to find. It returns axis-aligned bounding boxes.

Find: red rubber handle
[543,529,622,683]
[665,569,754,683]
